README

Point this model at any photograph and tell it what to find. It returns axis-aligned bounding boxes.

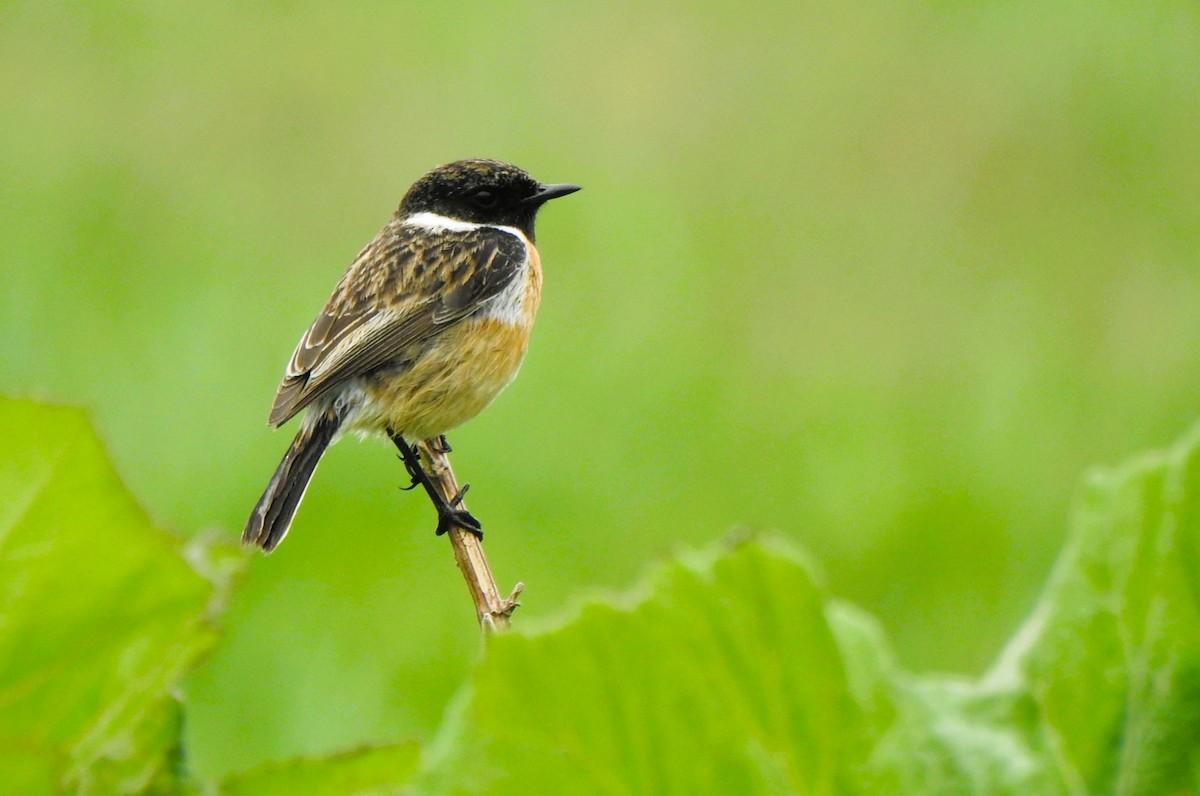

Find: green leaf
[986,425,1200,793]
[419,538,870,795]
[0,398,235,794]
[219,742,420,796]
[412,537,1003,795]
[411,425,1200,794]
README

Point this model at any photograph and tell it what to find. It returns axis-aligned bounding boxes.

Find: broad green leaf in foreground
[219,741,420,796]
[413,537,1045,795]
[0,398,236,794]
[411,424,1200,795]
[984,424,1200,793]
[420,537,871,795]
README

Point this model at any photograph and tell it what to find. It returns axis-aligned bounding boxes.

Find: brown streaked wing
[287,310,369,376]
[267,224,527,427]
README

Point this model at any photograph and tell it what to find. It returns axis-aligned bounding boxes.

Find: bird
[243,159,580,552]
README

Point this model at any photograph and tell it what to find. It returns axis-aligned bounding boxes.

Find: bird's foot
[435,483,481,537]
[397,451,423,490]
[436,503,483,539]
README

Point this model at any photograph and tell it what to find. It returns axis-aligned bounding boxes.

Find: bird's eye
[470,189,499,209]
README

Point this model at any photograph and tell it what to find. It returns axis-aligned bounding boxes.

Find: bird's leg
[397,445,422,491]
[388,429,483,539]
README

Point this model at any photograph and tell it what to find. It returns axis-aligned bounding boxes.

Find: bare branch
[416,440,523,631]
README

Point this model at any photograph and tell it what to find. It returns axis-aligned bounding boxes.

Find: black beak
[522,182,582,206]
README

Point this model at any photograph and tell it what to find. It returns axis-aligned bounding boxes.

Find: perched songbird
[244,159,580,552]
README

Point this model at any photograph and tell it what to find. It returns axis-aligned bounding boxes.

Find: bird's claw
[396,453,423,490]
[436,506,483,539]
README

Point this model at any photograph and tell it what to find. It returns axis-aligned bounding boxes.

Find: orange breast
[360,247,542,441]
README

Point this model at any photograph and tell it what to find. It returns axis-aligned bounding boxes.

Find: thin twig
[416,439,523,631]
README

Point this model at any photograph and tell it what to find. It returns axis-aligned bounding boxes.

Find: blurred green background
[2,0,1198,781]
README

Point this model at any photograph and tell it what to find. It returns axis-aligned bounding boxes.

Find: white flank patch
[479,260,530,325]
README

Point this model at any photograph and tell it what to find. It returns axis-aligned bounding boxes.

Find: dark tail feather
[243,410,340,552]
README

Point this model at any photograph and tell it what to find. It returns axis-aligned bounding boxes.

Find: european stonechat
[243,159,579,552]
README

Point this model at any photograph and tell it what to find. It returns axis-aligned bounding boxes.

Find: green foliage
[412,424,1200,794]
[1003,431,1200,793]
[0,398,236,794]
[6,397,1199,793]
[419,539,867,795]
[219,742,419,796]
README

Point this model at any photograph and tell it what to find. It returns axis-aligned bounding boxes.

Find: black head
[398,159,580,240]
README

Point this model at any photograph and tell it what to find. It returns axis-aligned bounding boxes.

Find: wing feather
[267,222,526,427]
